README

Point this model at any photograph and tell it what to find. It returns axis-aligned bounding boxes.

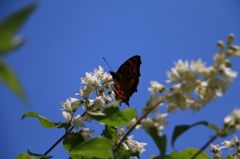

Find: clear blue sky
[1,1,240,158]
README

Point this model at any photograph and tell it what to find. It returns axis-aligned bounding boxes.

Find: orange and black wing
[110,55,141,106]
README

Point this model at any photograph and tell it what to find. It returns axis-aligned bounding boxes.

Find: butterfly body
[110,55,141,106]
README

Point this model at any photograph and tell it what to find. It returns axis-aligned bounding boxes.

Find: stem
[43,105,93,156]
[191,133,219,159]
[114,98,165,152]
[44,126,74,156]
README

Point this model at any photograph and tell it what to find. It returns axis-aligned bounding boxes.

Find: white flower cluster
[210,135,240,158]
[147,34,239,114]
[60,66,114,139]
[119,128,147,154]
[141,113,168,136]
[224,108,240,133]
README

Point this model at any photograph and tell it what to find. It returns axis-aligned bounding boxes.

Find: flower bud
[227,33,234,44]
[229,45,239,51]
[217,40,225,50]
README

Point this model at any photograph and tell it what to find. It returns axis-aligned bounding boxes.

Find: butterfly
[110,55,142,106]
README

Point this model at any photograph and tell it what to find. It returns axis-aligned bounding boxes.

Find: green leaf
[21,111,69,129]
[167,148,209,159]
[15,153,28,159]
[15,150,52,159]
[70,137,114,158]
[63,132,85,151]
[148,126,167,157]
[0,2,37,53]
[129,150,140,159]
[172,121,219,147]
[0,59,28,104]
[114,149,130,159]
[102,125,117,142]
[87,101,138,126]
[28,150,52,159]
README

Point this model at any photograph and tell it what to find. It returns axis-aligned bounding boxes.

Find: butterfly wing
[110,55,141,106]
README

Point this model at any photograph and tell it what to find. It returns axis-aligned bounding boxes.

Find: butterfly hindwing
[110,55,141,106]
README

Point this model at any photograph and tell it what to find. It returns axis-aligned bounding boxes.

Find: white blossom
[148,81,165,94]
[62,111,72,123]
[61,98,82,112]
[190,59,206,75]
[220,65,238,83]
[224,108,240,131]
[81,128,95,141]
[127,118,141,130]
[210,143,223,158]
[93,96,105,110]
[141,114,167,136]
[94,66,104,79]
[71,114,86,130]
[125,135,147,154]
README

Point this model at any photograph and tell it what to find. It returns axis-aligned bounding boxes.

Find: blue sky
[1,1,240,158]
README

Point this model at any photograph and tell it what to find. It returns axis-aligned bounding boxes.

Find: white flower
[166,68,181,83]
[190,59,206,75]
[214,53,229,67]
[81,128,95,140]
[166,93,187,112]
[93,96,105,110]
[81,72,100,87]
[224,108,240,131]
[125,135,147,154]
[68,98,82,110]
[71,115,86,130]
[174,59,189,75]
[141,115,167,136]
[153,113,168,126]
[200,66,217,79]
[77,72,101,100]
[219,65,238,83]
[127,118,141,130]
[76,85,95,100]
[62,111,72,123]
[148,81,165,94]
[141,117,154,131]
[221,140,235,148]
[186,98,201,111]
[61,98,82,112]
[101,72,113,84]
[94,66,104,79]
[210,143,223,158]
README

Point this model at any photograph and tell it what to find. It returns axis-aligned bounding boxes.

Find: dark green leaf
[70,137,114,158]
[114,149,130,159]
[129,150,140,159]
[0,2,38,53]
[148,126,167,157]
[63,132,85,151]
[102,125,117,142]
[172,121,219,147]
[167,148,209,159]
[21,111,69,129]
[87,101,138,126]
[0,59,28,104]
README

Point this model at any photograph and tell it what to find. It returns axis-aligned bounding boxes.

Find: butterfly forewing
[110,55,141,106]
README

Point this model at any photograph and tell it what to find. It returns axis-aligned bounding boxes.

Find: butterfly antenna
[103,57,113,71]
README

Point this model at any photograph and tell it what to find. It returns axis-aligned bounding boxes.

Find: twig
[191,133,219,159]
[114,98,164,152]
